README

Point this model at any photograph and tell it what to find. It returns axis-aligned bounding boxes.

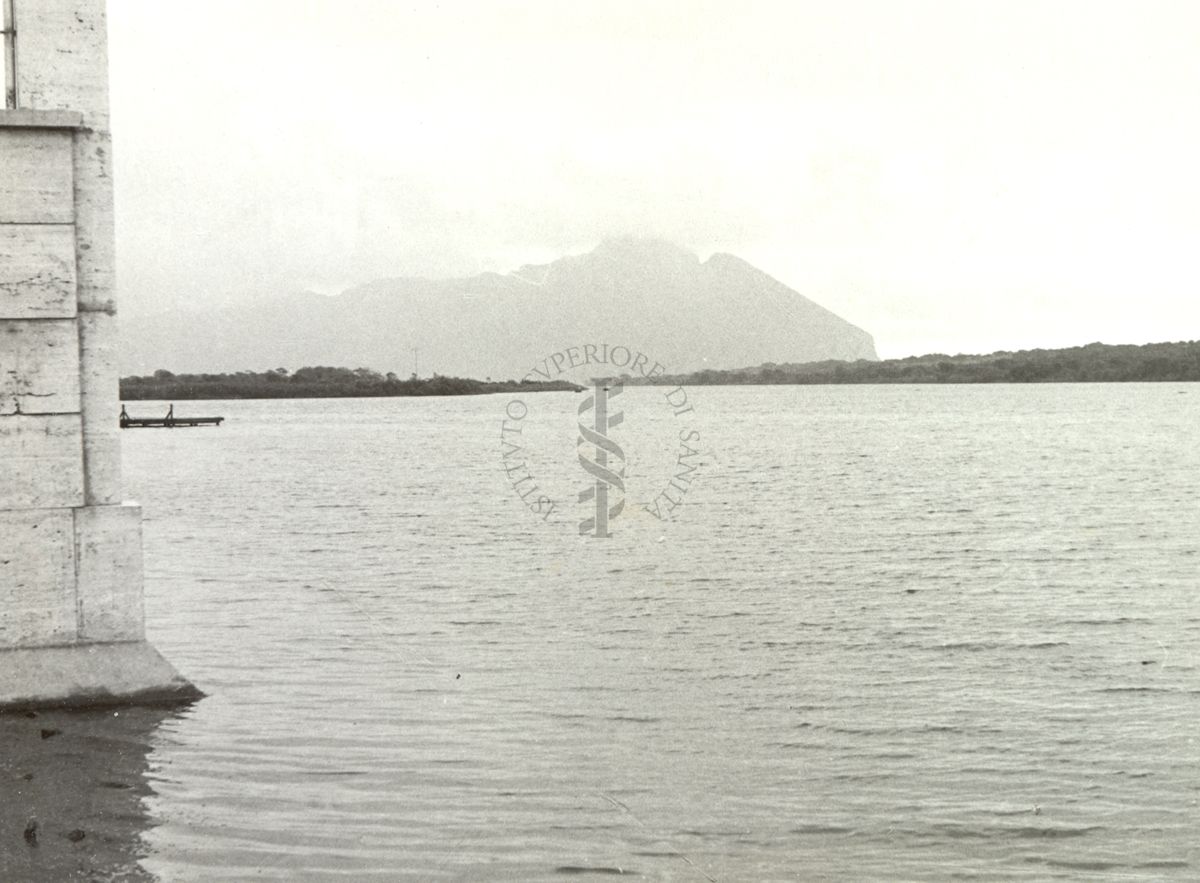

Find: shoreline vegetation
[119,367,582,400]
[627,340,1200,386]
[120,340,1200,400]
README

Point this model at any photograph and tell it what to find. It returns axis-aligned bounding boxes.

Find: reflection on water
[0,705,190,880]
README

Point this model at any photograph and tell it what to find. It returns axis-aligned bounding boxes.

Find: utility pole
[412,346,419,378]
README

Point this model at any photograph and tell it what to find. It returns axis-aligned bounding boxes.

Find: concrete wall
[1,0,197,708]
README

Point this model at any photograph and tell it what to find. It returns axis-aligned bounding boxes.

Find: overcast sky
[107,0,1200,358]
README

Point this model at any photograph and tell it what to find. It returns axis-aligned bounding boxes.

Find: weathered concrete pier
[1,0,200,710]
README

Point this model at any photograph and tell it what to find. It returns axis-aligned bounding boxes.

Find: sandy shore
[0,706,186,880]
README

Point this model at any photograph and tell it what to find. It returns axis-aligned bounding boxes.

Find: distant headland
[119,367,581,400]
[627,340,1200,386]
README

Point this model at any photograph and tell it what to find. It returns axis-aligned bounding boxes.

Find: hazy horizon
[108,1,1200,360]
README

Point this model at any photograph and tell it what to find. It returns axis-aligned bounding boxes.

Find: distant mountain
[119,238,878,378]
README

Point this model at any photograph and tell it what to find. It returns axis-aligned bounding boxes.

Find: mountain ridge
[119,239,878,377]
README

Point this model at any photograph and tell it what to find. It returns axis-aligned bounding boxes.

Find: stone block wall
[1,0,145,658]
[0,2,200,714]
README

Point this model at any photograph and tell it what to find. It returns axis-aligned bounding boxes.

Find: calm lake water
[3,384,1199,880]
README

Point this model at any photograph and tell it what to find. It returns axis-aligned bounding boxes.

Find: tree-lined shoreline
[628,340,1200,386]
[121,340,1200,400]
[119,367,581,400]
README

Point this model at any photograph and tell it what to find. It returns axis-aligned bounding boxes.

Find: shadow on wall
[0,704,193,879]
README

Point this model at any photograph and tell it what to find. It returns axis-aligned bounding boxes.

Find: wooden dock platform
[120,406,223,428]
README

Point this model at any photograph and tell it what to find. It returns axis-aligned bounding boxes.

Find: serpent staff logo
[499,342,701,535]
[577,380,625,537]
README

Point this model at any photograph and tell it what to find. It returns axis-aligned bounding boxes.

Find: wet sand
[0,706,187,881]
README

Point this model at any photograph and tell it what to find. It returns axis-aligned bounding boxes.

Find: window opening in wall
[2,0,15,109]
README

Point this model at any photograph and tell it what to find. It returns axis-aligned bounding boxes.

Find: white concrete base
[0,641,202,712]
